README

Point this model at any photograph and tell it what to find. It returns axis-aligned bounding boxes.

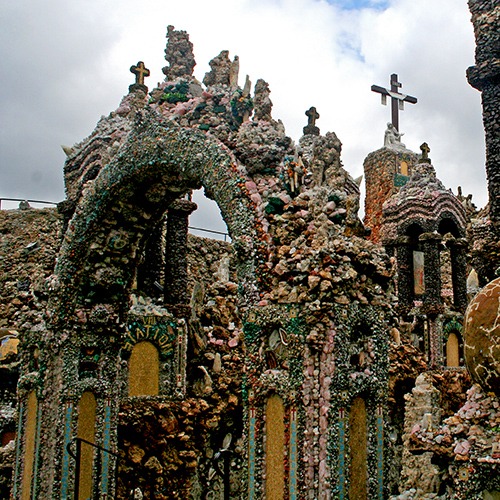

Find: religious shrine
[2,2,500,499]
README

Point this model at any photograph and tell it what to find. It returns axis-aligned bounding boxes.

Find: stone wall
[0,208,62,332]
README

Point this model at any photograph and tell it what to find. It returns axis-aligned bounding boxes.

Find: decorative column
[420,233,443,315]
[164,198,197,308]
[394,237,413,315]
[467,0,500,223]
[448,237,468,313]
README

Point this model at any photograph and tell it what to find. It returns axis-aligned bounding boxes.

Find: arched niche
[405,222,424,298]
[444,320,463,368]
[77,391,97,500]
[437,215,468,312]
[446,332,461,367]
[49,111,262,329]
[437,217,462,238]
[129,341,160,397]
[349,396,367,500]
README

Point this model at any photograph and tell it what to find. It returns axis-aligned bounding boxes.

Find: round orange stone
[464,276,500,393]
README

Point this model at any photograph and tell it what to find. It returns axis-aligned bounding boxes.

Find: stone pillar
[420,233,443,315]
[467,1,500,222]
[164,198,197,308]
[395,237,413,315]
[400,373,443,495]
[448,237,468,313]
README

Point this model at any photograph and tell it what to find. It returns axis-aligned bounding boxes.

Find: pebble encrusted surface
[28,24,400,499]
[7,19,500,500]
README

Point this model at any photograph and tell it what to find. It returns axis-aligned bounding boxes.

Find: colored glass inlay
[12,400,25,497]
[32,402,43,497]
[60,402,74,500]
[338,408,346,500]
[394,173,410,187]
[248,407,257,500]
[377,404,384,500]
[289,407,297,500]
[101,399,112,496]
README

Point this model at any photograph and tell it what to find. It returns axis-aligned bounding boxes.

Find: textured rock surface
[464,276,500,392]
[162,25,196,80]
[8,16,500,500]
[401,373,443,496]
[0,208,62,331]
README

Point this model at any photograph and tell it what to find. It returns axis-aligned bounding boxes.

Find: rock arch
[49,110,262,331]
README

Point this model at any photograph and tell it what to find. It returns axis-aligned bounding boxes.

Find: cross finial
[130,61,150,85]
[303,107,320,136]
[371,74,417,132]
[306,107,319,126]
[420,142,431,162]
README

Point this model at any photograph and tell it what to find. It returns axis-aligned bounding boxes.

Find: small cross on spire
[129,61,150,94]
[303,107,320,136]
[420,142,431,163]
[130,61,150,85]
[371,74,417,132]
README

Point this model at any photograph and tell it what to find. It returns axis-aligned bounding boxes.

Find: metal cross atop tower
[371,74,417,132]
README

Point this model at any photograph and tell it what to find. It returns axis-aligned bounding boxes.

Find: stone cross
[306,106,320,126]
[420,142,431,162]
[371,74,417,132]
[303,107,320,136]
[130,61,150,85]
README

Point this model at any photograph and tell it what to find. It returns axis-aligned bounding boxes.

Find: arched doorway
[446,332,461,367]
[129,341,160,396]
[349,396,367,500]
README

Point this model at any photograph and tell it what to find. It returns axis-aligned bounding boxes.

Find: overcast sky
[0,0,486,233]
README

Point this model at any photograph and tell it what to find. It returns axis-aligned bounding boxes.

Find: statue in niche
[260,328,289,370]
[283,154,312,196]
[384,122,406,150]
[349,340,373,372]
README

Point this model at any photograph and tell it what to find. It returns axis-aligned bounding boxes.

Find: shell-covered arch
[48,109,262,330]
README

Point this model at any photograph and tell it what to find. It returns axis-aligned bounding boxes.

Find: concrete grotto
[2,3,500,498]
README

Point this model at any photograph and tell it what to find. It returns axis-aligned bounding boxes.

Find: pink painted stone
[228,338,238,348]
[215,339,224,346]
[250,193,262,205]
[245,181,258,192]
[454,440,471,455]
[319,416,328,430]
[319,459,327,479]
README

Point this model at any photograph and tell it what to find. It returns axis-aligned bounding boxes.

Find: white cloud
[0,0,488,220]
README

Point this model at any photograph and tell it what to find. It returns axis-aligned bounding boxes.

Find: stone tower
[467,0,500,222]
[467,1,500,285]
[363,140,419,243]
